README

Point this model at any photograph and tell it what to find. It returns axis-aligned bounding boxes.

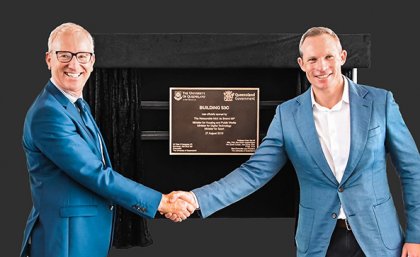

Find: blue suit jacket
[20,81,162,257]
[193,78,420,257]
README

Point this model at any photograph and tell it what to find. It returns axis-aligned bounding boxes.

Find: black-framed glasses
[54,51,94,64]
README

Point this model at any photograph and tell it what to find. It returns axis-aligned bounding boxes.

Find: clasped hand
[157,191,198,222]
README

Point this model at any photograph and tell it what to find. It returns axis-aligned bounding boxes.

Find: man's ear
[89,54,95,72]
[45,52,51,70]
[340,50,347,65]
[297,57,305,72]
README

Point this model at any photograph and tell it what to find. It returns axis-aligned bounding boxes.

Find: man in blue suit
[20,22,195,257]
[169,27,420,256]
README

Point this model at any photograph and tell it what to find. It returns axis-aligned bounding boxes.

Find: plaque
[170,87,259,155]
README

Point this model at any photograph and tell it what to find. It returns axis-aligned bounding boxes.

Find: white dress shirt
[311,77,350,219]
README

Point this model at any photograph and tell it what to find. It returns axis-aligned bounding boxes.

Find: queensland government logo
[223,91,234,101]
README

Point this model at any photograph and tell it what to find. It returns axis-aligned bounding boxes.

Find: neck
[50,78,83,98]
[63,89,82,99]
[313,77,344,109]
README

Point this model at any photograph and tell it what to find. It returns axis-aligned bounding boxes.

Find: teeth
[317,74,329,79]
[66,72,81,78]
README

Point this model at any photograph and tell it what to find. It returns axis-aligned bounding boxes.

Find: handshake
[157,191,199,222]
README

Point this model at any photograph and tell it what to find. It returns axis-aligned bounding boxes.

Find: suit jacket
[192,78,420,257]
[20,81,162,257]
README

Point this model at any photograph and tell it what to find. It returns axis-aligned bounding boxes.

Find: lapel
[45,81,106,161]
[83,101,112,167]
[294,89,338,185]
[46,81,90,136]
[340,80,372,185]
[294,79,373,186]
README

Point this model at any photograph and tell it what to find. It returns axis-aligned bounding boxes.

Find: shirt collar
[311,76,349,110]
[50,78,81,104]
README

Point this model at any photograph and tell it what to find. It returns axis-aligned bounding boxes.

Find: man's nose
[67,55,79,68]
[316,59,328,71]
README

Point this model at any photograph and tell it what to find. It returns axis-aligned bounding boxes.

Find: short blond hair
[299,27,342,56]
[47,22,94,52]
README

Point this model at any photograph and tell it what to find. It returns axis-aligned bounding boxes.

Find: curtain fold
[85,68,153,248]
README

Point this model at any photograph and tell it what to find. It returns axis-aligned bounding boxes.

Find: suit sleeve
[192,105,288,218]
[385,91,420,243]
[29,105,162,219]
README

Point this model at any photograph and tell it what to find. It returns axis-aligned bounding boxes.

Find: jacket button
[109,205,114,211]
[331,213,337,219]
[338,187,344,192]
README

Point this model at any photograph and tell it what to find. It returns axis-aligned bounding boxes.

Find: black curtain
[85,68,153,248]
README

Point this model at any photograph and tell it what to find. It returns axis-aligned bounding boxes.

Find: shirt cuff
[190,191,200,209]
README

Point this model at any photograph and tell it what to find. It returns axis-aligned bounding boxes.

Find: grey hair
[47,22,94,52]
[299,26,342,57]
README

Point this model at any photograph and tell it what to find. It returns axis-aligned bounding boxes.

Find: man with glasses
[20,22,195,257]
[55,51,94,64]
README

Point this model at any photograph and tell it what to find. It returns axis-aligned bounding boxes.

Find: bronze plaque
[170,88,259,155]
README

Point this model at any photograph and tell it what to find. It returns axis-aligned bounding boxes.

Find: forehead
[52,30,93,51]
[301,34,341,57]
